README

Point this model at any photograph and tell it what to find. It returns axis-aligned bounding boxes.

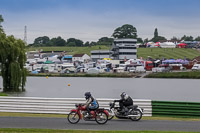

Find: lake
[0,77,200,102]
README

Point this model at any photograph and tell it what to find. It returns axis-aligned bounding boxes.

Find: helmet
[120,92,129,100]
[84,92,91,100]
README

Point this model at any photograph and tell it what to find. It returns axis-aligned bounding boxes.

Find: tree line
[31,24,200,47]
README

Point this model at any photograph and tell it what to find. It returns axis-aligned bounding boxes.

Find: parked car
[192,64,200,71]
[135,66,146,73]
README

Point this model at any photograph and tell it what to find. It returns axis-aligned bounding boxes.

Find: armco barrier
[152,101,200,117]
[0,97,152,116]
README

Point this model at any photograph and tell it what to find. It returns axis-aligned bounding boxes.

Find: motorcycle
[106,101,143,121]
[67,103,109,124]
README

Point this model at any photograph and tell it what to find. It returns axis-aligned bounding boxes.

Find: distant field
[27,46,200,60]
[26,45,110,56]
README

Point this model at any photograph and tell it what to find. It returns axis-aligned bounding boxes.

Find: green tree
[137,37,143,44]
[151,28,167,42]
[50,36,66,46]
[181,35,193,41]
[154,28,158,38]
[66,38,84,47]
[0,16,27,92]
[97,37,113,46]
[112,24,137,39]
[33,36,50,46]
[195,36,200,41]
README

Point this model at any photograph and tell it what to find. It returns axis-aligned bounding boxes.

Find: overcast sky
[0,0,200,43]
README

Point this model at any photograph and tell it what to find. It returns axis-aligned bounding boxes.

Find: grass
[26,45,110,56]
[0,92,8,96]
[0,129,199,133]
[137,48,200,60]
[145,71,200,79]
[26,46,200,60]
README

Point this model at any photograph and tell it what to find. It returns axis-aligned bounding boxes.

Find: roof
[73,54,85,57]
[192,56,200,61]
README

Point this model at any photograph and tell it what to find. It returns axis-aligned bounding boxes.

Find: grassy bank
[145,71,200,79]
[0,128,199,133]
[26,45,110,56]
[28,73,136,78]
[27,46,200,60]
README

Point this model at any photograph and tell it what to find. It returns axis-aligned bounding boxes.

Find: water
[0,77,200,102]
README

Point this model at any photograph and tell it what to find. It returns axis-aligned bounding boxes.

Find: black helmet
[85,92,91,100]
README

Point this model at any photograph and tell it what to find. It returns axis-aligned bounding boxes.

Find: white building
[111,38,137,60]
[72,54,91,62]
[90,50,112,61]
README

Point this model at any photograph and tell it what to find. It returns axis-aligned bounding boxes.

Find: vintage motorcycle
[106,101,143,121]
[67,103,109,124]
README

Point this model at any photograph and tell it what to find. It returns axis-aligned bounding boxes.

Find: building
[91,39,137,61]
[91,50,112,61]
[111,38,137,60]
[72,54,91,62]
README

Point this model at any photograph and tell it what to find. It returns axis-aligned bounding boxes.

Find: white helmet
[120,92,129,100]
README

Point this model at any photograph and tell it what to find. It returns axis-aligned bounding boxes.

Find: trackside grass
[0,129,200,133]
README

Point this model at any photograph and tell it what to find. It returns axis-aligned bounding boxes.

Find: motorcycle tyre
[95,111,108,124]
[67,111,80,124]
[130,109,142,121]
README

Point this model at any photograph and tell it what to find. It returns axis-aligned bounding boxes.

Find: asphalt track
[0,117,200,132]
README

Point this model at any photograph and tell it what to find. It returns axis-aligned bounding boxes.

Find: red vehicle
[67,103,109,124]
[144,61,154,71]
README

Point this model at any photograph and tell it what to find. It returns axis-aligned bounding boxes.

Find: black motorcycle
[106,101,143,121]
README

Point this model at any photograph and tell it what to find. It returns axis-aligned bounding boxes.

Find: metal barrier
[152,101,200,117]
[0,96,152,116]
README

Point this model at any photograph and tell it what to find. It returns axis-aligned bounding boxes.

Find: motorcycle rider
[84,92,99,117]
[114,92,133,114]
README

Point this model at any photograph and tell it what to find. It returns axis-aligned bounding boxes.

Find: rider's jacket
[115,96,133,107]
[85,96,99,109]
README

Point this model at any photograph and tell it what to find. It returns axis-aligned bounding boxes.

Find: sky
[0,0,200,44]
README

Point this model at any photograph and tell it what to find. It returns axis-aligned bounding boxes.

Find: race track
[0,117,200,132]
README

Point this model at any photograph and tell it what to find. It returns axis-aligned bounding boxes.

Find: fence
[0,96,152,116]
[152,101,200,117]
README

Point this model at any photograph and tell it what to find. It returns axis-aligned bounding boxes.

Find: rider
[114,92,133,114]
[84,92,99,117]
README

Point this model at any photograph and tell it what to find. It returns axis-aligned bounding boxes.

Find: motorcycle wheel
[95,111,108,124]
[67,111,80,124]
[105,109,114,120]
[130,109,142,121]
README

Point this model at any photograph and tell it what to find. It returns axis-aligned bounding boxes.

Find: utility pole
[24,26,27,45]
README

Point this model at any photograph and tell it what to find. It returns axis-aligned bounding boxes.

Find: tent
[159,42,176,48]
[177,43,187,48]
[44,60,54,64]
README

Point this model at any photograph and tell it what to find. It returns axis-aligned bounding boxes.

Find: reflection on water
[0,76,200,102]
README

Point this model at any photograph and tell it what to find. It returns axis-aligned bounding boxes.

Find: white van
[192,64,200,71]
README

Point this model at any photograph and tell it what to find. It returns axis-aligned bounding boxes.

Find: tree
[151,28,167,42]
[181,35,193,41]
[137,37,143,44]
[195,36,200,41]
[50,36,66,46]
[33,36,50,46]
[66,38,84,47]
[97,37,113,46]
[0,16,27,92]
[154,28,158,38]
[112,24,137,39]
